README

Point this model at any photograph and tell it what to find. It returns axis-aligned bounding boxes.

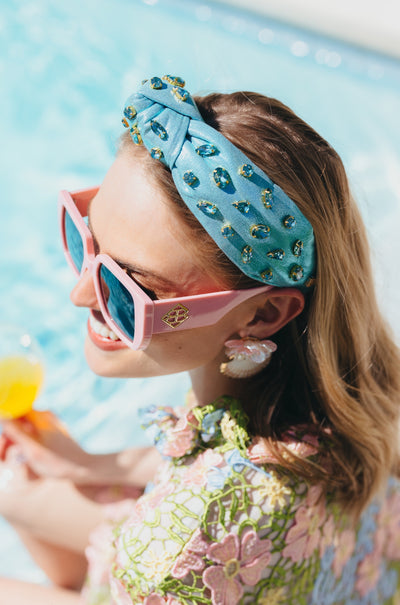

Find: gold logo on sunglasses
[161,304,190,328]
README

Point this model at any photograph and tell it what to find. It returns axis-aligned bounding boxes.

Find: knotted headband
[122,76,316,289]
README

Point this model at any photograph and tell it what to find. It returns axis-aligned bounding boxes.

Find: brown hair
[120,91,400,518]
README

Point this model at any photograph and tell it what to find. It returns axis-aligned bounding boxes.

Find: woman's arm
[0,448,115,590]
[85,445,162,486]
[0,577,81,605]
[0,418,162,591]
[0,470,105,553]
[2,412,162,487]
[11,526,88,590]
[0,434,156,590]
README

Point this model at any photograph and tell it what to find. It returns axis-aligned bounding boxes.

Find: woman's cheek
[83,327,228,378]
[150,326,228,365]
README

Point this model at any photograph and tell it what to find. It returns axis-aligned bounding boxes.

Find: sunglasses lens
[99,264,136,341]
[64,211,84,273]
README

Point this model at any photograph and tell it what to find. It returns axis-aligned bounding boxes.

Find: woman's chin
[83,335,164,378]
[84,335,133,377]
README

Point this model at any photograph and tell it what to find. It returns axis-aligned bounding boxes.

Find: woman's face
[70,149,246,378]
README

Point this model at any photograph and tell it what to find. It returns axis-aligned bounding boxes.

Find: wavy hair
[120,91,400,518]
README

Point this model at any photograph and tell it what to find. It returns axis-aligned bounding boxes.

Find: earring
[220,338,277,379]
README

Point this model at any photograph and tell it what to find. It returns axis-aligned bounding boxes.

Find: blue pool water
[0,0,399,580]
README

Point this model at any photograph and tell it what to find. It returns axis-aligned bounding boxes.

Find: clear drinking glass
[0,324,44,421]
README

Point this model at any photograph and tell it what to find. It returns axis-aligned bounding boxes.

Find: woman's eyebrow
[112,256,177,286]
[86,200,178,286]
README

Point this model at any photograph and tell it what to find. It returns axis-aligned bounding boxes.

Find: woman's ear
[238,288,305,339]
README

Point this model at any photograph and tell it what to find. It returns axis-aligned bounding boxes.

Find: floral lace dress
[82,397,400,605]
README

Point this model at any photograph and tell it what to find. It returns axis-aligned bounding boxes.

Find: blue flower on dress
[144,481,155,494]
[317,553,358,603]
[140,404,174,427]
[311,503,389,605]
[387,476,399,490]
[354,501,377,560]
[334,556,359,601]
[138,397,250,460]
[139,405,177,450]
[225,448,273,479]
[378,566,398,600]
[200,409,225,443]
[225,448,250,473]
[206,465,232,491]
[139,404,201,458]
[205,446,274,491]
[320,545,335,571]
[347,591,380,605]
[312,547,341,605]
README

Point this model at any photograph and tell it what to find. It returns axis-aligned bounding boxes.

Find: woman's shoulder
[137,395,336,506]
[138,394,324,490]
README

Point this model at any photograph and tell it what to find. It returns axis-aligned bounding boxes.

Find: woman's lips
[87,310,128,351]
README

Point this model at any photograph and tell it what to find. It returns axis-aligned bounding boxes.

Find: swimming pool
[1,0,399,580]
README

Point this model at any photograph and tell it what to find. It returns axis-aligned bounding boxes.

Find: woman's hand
[0,434,48,524]
[1,410,162,488]
[1,411,93,483]
[0,433,105,551]
[0,435,35,492]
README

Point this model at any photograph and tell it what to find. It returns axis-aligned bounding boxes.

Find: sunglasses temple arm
[151,286,271,334]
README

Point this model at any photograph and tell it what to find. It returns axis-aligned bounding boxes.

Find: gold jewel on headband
[238,164,254,178]
[261,188,273,209]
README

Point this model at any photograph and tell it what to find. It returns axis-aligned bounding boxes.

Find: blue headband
[122,76,316,289]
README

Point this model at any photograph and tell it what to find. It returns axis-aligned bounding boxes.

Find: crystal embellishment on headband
[123,76,316,289]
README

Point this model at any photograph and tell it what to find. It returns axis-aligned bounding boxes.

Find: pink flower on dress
[247,437,278,464]
[319,514,335,557]
[377,491,400,559]
[145,482,175,509]
[182,449,224,487]
[285,428,320,444]
[332,528,356,578]
[284,439,318,459]
[282,485,326,562]
[203,530,272,605]
[171,529,209,579]
[110,575,133,605]
[143,595,180,605]
[386,531,400,560]
[162,410,199,457]
[247,433,318,465]
[85,523,116,587]
[122,498,148,529]
[355,549,381,598]
[122,482,175,531]
[143,595,167,605]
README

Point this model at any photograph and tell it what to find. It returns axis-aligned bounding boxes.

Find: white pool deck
[216,0,400,59]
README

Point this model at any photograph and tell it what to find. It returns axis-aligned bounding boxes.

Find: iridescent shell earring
[220,338,277,379]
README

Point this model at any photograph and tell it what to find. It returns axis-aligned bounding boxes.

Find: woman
[1,75,399,604]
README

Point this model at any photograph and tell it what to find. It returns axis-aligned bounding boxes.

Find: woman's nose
[70,270,99,309]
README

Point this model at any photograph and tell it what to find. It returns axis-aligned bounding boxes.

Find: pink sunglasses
[59,187,272,350]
